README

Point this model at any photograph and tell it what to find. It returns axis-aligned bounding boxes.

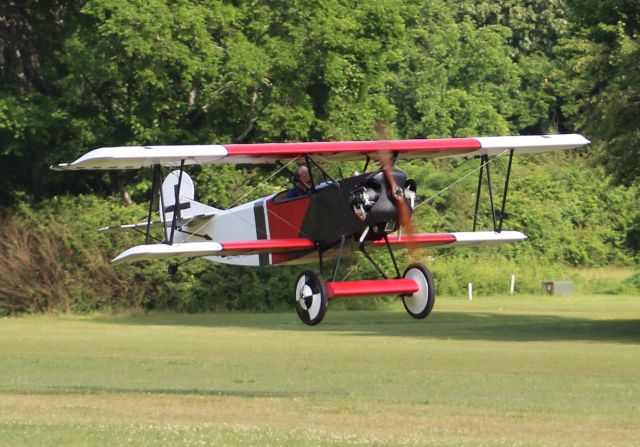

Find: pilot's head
[293,166,310,190]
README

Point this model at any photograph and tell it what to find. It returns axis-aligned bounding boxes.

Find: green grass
[1,295,639,446]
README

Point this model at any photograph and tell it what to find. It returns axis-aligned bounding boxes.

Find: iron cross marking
[164,184,191,218]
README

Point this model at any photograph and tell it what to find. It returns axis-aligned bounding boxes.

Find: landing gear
[401,263,435,319]
[292,262,435,325]
[294,270,328,326]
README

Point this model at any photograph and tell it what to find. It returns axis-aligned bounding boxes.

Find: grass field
[1,295,639,446]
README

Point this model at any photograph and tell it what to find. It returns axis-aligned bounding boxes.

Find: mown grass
[1,295,639,446]
[570,267,639,294]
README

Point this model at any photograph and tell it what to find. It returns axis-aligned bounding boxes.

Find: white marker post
[510,274,516,295]
[468,283,473,301]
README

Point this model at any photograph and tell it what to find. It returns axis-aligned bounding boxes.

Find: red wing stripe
[225,139,480,157]
[221,238,315,255]
[374,231,528,250]
[327,279,419,299]
[373,233,457,247]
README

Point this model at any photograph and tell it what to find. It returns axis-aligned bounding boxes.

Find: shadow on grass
[33,385,321,399]
[93,310,640,344]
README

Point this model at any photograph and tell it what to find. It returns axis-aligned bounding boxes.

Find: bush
[426,250,569,296]
[0,195,305,314]
[0,196,144,313]
[623,272,640,294]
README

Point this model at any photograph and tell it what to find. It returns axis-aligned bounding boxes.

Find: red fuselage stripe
[265,197,313,264]
[224,139,481,157]
[326,279,419,299]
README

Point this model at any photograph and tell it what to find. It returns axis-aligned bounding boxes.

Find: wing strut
[362,155,371,173]
[168,159,185,245]
[303,155,316,192]
[472,149,514,233]
[498,149,514,232]
[305,154,339,188]
[145,164,161,244]
[485,154,498,230]
[331,234,346,282]
[472,157,485,232]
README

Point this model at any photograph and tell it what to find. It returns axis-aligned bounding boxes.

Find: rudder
[160,171,221,239]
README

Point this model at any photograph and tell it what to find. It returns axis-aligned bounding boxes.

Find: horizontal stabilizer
[98,212,217,233]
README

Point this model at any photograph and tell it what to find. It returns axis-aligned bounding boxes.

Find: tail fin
[160,170,221,229]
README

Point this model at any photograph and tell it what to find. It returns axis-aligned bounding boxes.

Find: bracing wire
[226,157,299,209]
[180,157,310,243]
[413,149,509,210]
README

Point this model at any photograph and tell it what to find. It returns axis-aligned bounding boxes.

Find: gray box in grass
[541,281,574,296]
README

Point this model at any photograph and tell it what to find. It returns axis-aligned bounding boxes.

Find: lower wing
[111,238,315,263]
[373,231,527,249]
[110,231,525,264]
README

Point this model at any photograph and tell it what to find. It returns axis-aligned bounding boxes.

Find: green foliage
[0,0,639,313]
[559,0,640,185]
[0,195,140,313]
[429,252,566,296]
[392,2,521,138]
[625,272,640,293]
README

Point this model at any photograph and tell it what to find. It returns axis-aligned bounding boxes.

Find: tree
[0,1,84,205]
[451,0,572,133]
[560,0,640,186]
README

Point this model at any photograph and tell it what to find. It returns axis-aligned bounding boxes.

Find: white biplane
[53,134,589,325]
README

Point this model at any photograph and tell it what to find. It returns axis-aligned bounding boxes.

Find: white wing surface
[52,134,589,170]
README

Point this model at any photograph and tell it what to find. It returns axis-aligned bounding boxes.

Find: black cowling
[349,168,414,231]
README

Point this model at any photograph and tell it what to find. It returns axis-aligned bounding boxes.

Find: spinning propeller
[375,121,418,251]
[379,149,416,236]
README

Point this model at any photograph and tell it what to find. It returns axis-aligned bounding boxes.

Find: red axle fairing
[326,278,419,300]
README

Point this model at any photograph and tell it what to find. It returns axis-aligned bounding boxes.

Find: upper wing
[51,134,589,170]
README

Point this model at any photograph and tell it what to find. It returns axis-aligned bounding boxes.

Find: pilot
[286,165,311,199]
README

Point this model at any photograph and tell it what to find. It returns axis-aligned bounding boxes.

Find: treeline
[0,0,638,312]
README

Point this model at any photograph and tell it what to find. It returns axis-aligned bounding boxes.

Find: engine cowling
[349,168,416,232]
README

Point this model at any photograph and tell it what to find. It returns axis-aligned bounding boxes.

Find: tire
[402,263,435,319]
[294,270,328,326]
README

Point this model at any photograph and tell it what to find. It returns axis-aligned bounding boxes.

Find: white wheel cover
[404,268,430,314]
[295,275,322,320]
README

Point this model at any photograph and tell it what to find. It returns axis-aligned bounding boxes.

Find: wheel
[402,263,435,319]
[294,270,328,326]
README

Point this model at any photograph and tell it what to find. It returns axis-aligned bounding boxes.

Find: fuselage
[176,168,413,266]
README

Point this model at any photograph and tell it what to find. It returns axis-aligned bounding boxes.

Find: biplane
[52,134,589,325]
